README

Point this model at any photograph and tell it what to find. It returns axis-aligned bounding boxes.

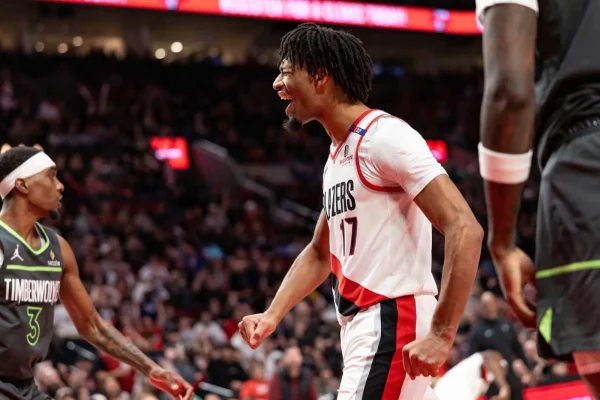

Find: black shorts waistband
[552,117,600,153]
[542,117,600,168]
[0,377,34,388]
[565,117,600,137]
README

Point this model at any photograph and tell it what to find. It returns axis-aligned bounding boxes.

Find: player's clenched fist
[490,386,510,400]
[238,313,278,349]
[149,367,195,400]
[402,332,452,380]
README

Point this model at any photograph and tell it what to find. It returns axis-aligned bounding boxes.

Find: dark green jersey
[0,221,63,379]
[535,0,600,167]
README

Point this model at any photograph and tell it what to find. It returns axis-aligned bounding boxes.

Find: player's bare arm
[482,351,510,400]
[57,235,194,400]
[238,210,331,349]
[480,3,538,327]
[402,175,483,378]
[481,4,537,250]
[416,175,483,340]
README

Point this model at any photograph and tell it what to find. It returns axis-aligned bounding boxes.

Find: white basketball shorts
[337,294,438,400]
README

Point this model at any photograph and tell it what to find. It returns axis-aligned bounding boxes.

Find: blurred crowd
[0,50,575,400]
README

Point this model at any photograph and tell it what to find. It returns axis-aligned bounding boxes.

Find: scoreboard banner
[38,0,482,35]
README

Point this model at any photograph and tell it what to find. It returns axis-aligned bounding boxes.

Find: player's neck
[320,102,370,147]
[0,203,40,241]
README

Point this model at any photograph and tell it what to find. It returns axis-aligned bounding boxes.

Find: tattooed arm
[83,318,156,374]
[58,235,158,374]
[479,1,538,326]
[58,235,194,399]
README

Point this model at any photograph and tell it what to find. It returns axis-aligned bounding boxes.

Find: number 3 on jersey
[26,306,42,346]
[339,217,358,256]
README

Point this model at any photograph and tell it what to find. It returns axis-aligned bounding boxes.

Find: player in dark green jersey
[0,145,194,400]
[478,0,600,397]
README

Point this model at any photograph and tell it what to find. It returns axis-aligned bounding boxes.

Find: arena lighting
[170,41,183,53]
[149,136,190,170]
[36,0,481,35]
[155,48,166,59]
[425,139,448,163]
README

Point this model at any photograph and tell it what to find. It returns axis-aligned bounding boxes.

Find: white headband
[0,152,56,199]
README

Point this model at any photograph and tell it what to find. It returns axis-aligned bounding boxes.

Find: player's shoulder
[476,0,539,24]
[38,225,69,250]
[367,114,419,141]
[369,114,412,132]
[364,114,427,152]
[38,223,59,236]
[38,224,63,242]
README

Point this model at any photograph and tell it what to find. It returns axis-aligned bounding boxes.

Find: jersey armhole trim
[355,115,404,193]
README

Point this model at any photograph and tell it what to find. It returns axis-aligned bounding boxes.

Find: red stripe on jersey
[330,109,375,160]
[481,364,487,381]
[382,296,417,400]
[330,253,389,308]
[355,115,404,193]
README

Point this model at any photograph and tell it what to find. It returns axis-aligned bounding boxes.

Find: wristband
[478,143,532,184]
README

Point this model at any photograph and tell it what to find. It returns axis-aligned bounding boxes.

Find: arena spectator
[469,292,530,400]
[238,361,269,400]
[267,347,317,400]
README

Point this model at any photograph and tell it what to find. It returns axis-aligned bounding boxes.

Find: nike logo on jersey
[4,279,61,305]
[323,179,356,220]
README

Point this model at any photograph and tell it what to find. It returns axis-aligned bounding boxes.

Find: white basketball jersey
[322,109,445,320]
[434,353,494,400]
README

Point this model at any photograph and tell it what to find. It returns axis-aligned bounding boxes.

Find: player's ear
[0,143,11,154]
[14,178,28,195]
[314,68,330,89]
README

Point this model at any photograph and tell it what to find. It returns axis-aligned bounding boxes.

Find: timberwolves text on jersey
[4,276,61,305]
[0,222,63,379]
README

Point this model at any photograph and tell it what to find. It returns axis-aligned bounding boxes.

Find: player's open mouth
[278,91,292,101]
[278,91,293,115]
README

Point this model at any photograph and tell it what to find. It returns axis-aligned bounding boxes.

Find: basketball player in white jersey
[238,23,484,399]
[434,351,510,400]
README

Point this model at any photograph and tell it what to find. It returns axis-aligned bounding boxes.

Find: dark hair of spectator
[0,147,42,200]
[278,23,373,104]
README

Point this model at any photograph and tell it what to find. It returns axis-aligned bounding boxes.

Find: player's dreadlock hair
[278,23,373,104]
[0,147,42,200]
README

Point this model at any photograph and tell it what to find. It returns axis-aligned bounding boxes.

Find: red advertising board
[524,380,592,400]
[150,137,190,170]
[38,0,482,35]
